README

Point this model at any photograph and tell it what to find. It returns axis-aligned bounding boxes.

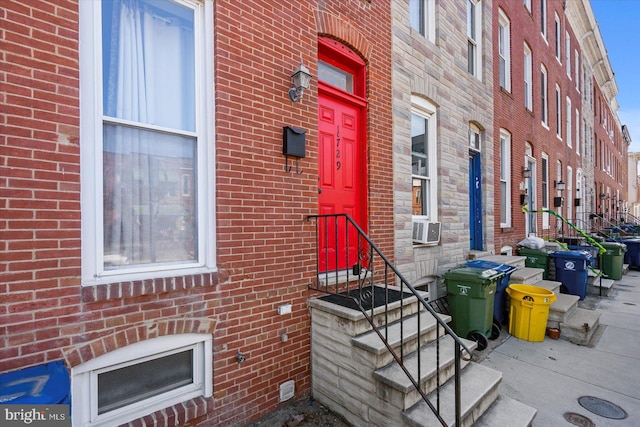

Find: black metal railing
[307,213,473,427]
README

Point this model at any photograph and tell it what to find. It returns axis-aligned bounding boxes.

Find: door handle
[318,188,322,194]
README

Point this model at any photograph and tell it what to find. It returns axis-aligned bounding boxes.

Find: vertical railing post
[455,343,461,427]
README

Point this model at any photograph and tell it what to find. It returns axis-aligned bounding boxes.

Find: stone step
[308,286,427,337]
[587,277,615,297]
[402,362,501,427]
[509,267,544,285]
[476,255,527,269]
[559,307,601,345]
[473,394,537,427]
[352,310,451,369]
[533,279,562,294]
[547,293,580,328]
[373,335,476,411]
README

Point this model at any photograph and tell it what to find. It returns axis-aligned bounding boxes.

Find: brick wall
[1,0,393,425]
[493,0,584,251]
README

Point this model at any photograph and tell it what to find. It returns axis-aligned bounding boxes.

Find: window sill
[81,270,221,302]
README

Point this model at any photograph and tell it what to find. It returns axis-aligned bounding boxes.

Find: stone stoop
[308,286,536,426]
[587,274,615,297]
[508,267,544,285]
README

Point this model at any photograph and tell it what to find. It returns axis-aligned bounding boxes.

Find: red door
[318,93,364,271]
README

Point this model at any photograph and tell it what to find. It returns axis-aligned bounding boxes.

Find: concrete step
[352,310,451,369]
[509,267,544,285]
[587,277,615,297]
[373,335,476,411]
[559,307,601,345]
[547,293,580,328]
[476,255,527,269]
[533,279,562,294]
[473,394,537,427]
[402,362,501,427]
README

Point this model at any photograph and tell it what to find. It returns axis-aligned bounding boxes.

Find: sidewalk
[480,268,640,426]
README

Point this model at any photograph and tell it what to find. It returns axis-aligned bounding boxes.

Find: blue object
[623,239,640,267]
[550,251,591,300]
[465,260,517,325]
[568,245,599,268]
[0,361,70,404]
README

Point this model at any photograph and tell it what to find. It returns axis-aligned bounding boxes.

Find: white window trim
[575,50,580,91]
[467,0,483,80]
[554,14,561,62]
[565,31,571,78]
[541,152,549,229]
[524,0,531,12]
[411,0,436,43]
[498,9,511,92]
[79,0,216,286]
[500,130,512,228]
[566,96,572,147]
[555,85,562,139]
[524,43,532,110]
[576,109,580,155]
[72,334,213,427]
[411,96,438,223]
[540,0,547,40]
[541,65,548,127]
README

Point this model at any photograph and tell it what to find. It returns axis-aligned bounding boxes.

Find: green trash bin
[517,247,552,279]
[600,242,627,280]
[444,267,503,351]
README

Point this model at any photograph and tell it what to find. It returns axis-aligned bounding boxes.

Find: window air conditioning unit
[412,220,441,244]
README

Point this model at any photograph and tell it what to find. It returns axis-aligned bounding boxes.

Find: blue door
[469,152,483,250]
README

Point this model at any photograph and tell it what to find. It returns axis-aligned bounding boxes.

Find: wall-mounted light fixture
[288,62,312,102]
[522,168,532,178]
[554,180,566,191]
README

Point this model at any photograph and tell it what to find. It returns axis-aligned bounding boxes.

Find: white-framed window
[410,0,436,42]
[555,85,561,138]
[524,43,532,110]
[72,334,213,427]
[500,129,512,228]
[541,65,548,126]
[411,97,438,222]
[574,50,580,90]
[79,0,216,285]
[565,31,571,77]
[467,0,482,79]
[556,160,563,216]
[498,9,511,92]
[540,0,547,40]
[566,97,572,147]
[524,0,531,12]
[576,109,580,155]
[554,14,561,61]
[541,153,549,228]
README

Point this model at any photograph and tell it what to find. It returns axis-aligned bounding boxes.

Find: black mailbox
[283,126,306,158]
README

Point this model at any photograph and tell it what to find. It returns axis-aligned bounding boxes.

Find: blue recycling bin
[465,260,518,329]
[550,251,591,300]
[622,238,640,268]
[568,245,598,268]
[0,361,70,404]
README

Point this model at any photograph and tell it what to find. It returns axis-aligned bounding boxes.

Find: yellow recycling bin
[506,284,556,342]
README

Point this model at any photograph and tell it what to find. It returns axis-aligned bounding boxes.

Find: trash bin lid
[465,260,517,274]
[601,241,627,249]
[549,250,592,260]
[444,267,503,283]
[0,361,70,404]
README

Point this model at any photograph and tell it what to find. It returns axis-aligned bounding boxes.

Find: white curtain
[103,0,196,268]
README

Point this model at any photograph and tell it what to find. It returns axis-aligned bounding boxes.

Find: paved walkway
[480,268,640,426]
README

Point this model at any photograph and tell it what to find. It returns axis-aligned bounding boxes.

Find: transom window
[318,60,353,93]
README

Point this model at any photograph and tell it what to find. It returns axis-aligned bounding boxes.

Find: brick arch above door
[316,11,372,60]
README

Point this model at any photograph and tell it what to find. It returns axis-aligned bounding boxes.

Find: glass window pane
[318,60,353,93]
[102,0,196,131]
[411,113,428,176]
[409,0,424,34]
[412,178,428,216]
[98,349,194,414]
[103,124,197,269]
